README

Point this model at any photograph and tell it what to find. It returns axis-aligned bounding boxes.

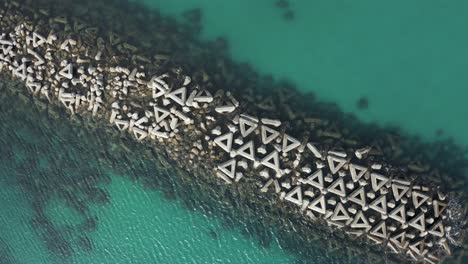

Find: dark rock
[356,96,369,110]
[78,216,98,232]
[207,229,218,240]
[283,10,295,21]
[77,236,93,252]
[276,0,289,9]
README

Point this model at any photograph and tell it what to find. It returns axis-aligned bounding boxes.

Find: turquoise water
[0,87,295,263]
[137,0,468,146]
[1,0,468,263]
[49,177,293,264]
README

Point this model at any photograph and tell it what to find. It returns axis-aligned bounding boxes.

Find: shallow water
[136,0,468,146]
[0,85,296,264]
[0,0,467,264]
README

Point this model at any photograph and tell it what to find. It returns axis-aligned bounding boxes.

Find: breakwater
[0,0,466,263]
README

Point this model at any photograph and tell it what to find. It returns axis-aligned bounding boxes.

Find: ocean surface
[137,0,468,146]
[1,0,467,263]
[0,81,296,264]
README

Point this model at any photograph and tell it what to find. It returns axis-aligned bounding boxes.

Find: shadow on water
[0,237,15,264]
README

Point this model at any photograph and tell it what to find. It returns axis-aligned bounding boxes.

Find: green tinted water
[0,89,294,263]
[51,177,292,264]
[1,0,467,263]
[137,0,468,146]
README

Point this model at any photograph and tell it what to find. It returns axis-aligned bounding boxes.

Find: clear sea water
[1,0,467,263]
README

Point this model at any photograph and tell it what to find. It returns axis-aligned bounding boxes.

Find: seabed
[0,0,467,263]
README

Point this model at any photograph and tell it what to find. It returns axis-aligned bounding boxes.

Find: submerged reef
[0,0,467,263]
[0,237,15,264]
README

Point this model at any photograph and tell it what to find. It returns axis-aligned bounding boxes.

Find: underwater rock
[76,235,93,252]
[0,237,15,264]
[276,0,290,9]
[283,10,295,21]
[78,216,98,232]
[86,187,110,205]
[43,227,73,258]
[207,229,219,240]
[357,97,369,110]
[183,8,202,34]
